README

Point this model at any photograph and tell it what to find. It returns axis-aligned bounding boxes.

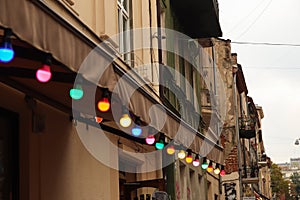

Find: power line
[235,0,273,39]
[227,0,269,34]
[231,41,300,47]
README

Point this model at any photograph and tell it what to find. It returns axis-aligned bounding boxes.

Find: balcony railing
[257,153,268,167]
[239,117,256,139]
[242,166,259,184]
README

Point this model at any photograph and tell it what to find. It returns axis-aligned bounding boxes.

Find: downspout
[211,40,217,97]
[149,0,154,82]
[156,0,167,191]
[156,0,163,98]
[233,68,243,199]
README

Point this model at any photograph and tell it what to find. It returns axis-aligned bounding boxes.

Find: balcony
[242,166,259,184]
[239,117,256,139]
[257,153,269,167]
[170,0,222,38]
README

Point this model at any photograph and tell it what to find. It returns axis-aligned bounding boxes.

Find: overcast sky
[218,0,300,164]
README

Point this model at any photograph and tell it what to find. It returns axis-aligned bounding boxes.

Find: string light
[207,162,213,173]
[185,150,193,163]
[119,106,132,128]
[97,89,110,112]
[155,135,165,150]
[192,155,200,167]
[214,163,220,175]
[0,28,14,63]
[220,166,226,176]
[36,54,52,83]
[178,149,186,160]
[145,135,155,145]
[201,157,209,170]
[131,117,142,137]
[70,84,84,100]
[95,116,103,123]
[166,145,175,155]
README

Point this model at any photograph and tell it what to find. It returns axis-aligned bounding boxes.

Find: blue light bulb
[131,126,142,137]
[0,41,14,63]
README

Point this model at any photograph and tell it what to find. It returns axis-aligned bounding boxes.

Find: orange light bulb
[98,97,110,112]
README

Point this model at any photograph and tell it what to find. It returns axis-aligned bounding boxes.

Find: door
[0,108,19,200]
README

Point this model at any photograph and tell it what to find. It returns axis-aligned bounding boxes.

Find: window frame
[117,0,131,61]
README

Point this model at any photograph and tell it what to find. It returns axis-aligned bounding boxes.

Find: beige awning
[0,0,223,163]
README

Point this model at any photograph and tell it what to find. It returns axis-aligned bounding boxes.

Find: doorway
[0,107,19,200]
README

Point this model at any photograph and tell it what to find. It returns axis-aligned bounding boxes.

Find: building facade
[0,0,226,200]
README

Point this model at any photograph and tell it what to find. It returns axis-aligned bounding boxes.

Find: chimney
[231,53,237,65]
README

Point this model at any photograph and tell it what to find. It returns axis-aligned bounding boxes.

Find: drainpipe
[211,40,217,97]
[156,0,167,192]
[149,0,154,82]
[156,0,163,98]
[233,67,243,199]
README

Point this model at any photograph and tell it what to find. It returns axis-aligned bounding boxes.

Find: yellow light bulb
[166,145,175,155]
[207,165,213,173]
[186,156,193,163]
[178,150,186,159]
[120,114,132,127]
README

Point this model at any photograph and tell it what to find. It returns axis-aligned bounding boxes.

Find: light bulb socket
[3,28,13,41]
[43,53,52,66]
[134,117,142,126]
[102,88,110,98]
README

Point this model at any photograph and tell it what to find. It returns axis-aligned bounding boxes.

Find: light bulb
[98,97,110,112]
[207,163,213,173]
[0,29,14,63]
[178,150,186,160]
[132,125,142,137]
[95,117,103,123]
[214,164,220,175]
[36,65,52,83]
[155,139,164,150]
[120,113,132,128]
[201,158,209,170]
[70,85,84,100]
[166,145,175,155]
[185,151,193,163]
[145,135,155,145]
[220,167,226,176]
[193,155,200,167]
[0,41,14,63]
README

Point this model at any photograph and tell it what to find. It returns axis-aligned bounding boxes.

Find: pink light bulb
[36,65,52,83]
[146,135,155,145]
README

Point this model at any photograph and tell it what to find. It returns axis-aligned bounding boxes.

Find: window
[118,0,131,62]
